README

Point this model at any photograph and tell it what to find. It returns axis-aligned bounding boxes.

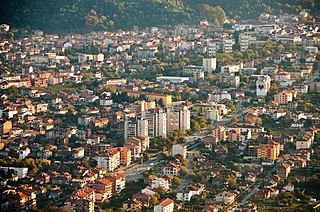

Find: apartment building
[257,141,280,161]
[166,106,190,133]
[142,109,167,138]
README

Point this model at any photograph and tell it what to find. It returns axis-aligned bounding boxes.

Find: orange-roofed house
[96,148,120,172]
[92,179,113,203]
[106,172,126,193]
[154,198,174,212]
[66,187,95,212]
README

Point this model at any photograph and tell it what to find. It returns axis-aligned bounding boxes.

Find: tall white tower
[256,75,271,96]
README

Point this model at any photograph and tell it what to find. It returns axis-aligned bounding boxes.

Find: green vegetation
[0,0,319,34]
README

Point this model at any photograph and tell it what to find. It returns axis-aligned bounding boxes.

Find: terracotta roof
[159,198,174,207]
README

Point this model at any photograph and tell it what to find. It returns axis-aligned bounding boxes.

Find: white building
[183,65,204,82]
[208,91,232,102]
[96,149,120,172]
[142,109,167,138]
[261,66,278,76]
[215,191,236,204]
[151,177,170,191]
[255,75,271,97]
[19,147,30,159]
[203,58,217,74]
[124,116,149,141]
[223,39,234,53]
[154,198,174,212]
[221,65,241,74]
[94,53,104,62]
[99,98,113,106]
[176,184,205,202]
[207,109,222,122]
[0,167,28,179]
[207,42,219,57]
[239,34,257,52]
[296,140,311,150]
[156,76,189,85]
[172,144,187,159]
[166,106,190,133]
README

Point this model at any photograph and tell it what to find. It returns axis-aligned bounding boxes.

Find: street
[124,129,210,182]
[240,166,277,204]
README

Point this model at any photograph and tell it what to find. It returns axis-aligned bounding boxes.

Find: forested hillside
[0,0,318,34]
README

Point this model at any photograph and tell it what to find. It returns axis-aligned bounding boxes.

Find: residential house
[65,187,95,212]
[92,179,113,204]
[154,198,174,212]
[257,141,280,161]
[176,183,205,202]
[172,144,187,159]
[105,173,126,193]
[162,163,180,177]
[227,129,241,142]
[212,126,226,142]
[119,147,131,166]
[123,199,143,211]
[214,191,236,204]
[151,176,170,191]
[96,148,120,172]
[278,163,291,179]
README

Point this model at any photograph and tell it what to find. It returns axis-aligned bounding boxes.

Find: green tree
[172,177,182,187]
[180,166,188,176]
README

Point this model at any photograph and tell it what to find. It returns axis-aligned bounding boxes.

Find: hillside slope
[0,0,318,34]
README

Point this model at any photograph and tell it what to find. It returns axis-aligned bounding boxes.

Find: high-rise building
[124,116,148,141]
[203,58,217,74]
[166,106,190,133]
[142,109,167,138]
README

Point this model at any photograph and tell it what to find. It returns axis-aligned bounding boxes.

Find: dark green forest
[0,0,319,34]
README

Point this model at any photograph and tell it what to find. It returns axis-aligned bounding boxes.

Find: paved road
[240,166,277,204]
[172,149,196,193]
[124,157,159,182]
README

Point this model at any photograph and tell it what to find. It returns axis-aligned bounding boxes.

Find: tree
[157,187,166,197]
[277,44,285,53]
[157,98,164,107]
[191,121,201,132]
[150,195,158,206]
[180,166,188,176]
[172,177,182,187]
[226,175,237,189]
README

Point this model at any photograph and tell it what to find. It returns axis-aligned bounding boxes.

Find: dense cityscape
[0,3,320,212]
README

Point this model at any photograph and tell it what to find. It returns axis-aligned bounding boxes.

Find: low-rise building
[154,198,174,212]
